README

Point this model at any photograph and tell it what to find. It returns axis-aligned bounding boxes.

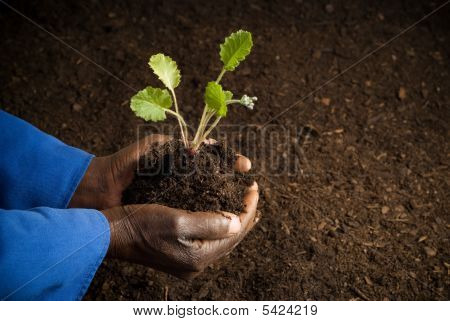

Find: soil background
[1,0,449,300]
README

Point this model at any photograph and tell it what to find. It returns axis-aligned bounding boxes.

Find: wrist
[69,156,114,209]
[102,207,134,261]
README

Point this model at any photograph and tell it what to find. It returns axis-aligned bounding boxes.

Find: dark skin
[69,135,259,279]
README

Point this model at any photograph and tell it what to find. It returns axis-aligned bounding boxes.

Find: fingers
[173,271,201,281]
[246,210,261,233]
[179,182,258,241]
[239,182,259,230]
[197,183,259,264]
[202,139,251,173]
[137,134,172,157]
[235,154,252,172]
[116,134,172,169]
[178,210,241,240]
[145,134,172,145]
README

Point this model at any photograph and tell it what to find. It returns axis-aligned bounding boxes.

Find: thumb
[178,211,241,240]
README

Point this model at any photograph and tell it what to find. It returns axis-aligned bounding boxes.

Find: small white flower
[240,95,257,110]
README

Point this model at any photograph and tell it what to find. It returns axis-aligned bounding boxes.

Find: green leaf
[224,90,233,101]
[220,30,253,71]
[205,81,227,117]
[148,54,181,91]
[130,87,172,122]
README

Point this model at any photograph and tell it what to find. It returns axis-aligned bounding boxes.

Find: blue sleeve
[0,207,110,300]
[0,110,93,210]
[0,110,110,300]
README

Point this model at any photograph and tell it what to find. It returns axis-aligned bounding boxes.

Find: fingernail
[228,215,241,234]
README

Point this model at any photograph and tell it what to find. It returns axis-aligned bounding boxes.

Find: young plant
[130,30,257,151]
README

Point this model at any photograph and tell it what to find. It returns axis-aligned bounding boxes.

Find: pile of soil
[123,140,253,214]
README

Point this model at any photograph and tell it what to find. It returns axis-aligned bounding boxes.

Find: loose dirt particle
[72,103,83,112]
[364,276,373,286]
[318,221,327,230]
[312,49,322,60]
[424,246,437,257]
[418,235,428,243]
[398,87,407,100]
[325,4,334,13]
[321,97,331,106]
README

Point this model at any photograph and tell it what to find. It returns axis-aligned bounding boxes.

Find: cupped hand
[71,135,258,278]
[102,182,259,279]
[69,134,171,209]
[69,135,252,210]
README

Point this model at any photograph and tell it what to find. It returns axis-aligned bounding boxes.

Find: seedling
[130,30,257,151]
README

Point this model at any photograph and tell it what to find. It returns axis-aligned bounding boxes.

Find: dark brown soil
[123,140,252,214]
[0,0,448,300]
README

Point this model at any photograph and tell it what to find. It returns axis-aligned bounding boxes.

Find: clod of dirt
[123,140,253,214]
[364,276,374,286]
[325,4,334,13]
[321,97,331,106]
[72,103,83,112]
[424,246,437,257]
[418,235,428,243]
[398,87,407,100]
[312,49,322,60]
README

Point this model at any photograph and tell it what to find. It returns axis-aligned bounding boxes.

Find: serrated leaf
[224,90,233,101]
[130,87,172,122]
[148,54,181,91]
[220,30,253,71]
[205,81,227,117]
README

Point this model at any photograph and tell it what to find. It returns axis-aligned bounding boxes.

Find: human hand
[69,135,170,209]
[69,135,252,210]
[102,182,259,279]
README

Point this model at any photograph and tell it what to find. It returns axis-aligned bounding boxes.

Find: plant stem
[192,68,227,147]
[226,99,241,105]
[193,109,215,147]
[165,109,188,136]
[197,116,222,147]
[216,68,226,83]
[169,89,189,147]
[193,106,208,144]
[203,110,215,127]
